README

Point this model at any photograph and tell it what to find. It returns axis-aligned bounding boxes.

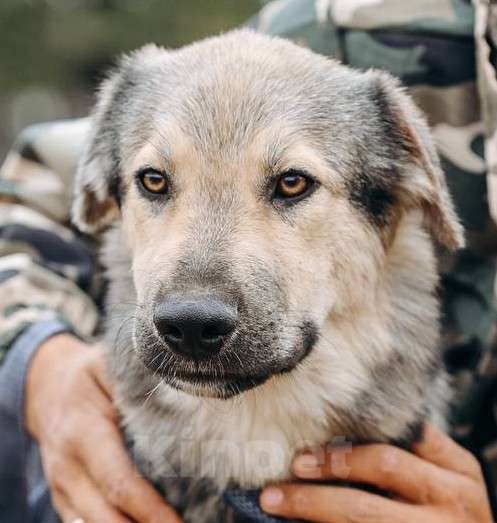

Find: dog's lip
[145,333,317,391]
[172,370,271,386]
[160,369,273,398]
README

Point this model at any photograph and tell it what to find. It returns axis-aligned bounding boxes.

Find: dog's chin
[138,349,314,399]
[163,372,272,399]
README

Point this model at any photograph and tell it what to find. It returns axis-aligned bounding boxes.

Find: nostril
[201,319,235,341]
[202,325,218,340]
[162,323,183,342]
[202,324,224,341]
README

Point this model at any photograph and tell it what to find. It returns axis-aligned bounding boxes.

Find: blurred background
[0,0,260,160]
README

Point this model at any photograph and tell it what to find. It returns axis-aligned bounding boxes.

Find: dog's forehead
[123,31,374,161]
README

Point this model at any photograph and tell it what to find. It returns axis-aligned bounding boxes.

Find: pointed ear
[367,70,464,250]
[72,44,163,234]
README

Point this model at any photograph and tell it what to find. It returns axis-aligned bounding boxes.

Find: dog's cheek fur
[121,201,182,304]
[277,195,384,319]
[311,211,446,437]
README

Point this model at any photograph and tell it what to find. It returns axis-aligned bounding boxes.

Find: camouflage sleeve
[0,118,100,362]
[0,118,104,522]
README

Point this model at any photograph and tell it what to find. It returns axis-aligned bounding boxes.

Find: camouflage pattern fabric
[0,118,100,357]
[1,0,497,515]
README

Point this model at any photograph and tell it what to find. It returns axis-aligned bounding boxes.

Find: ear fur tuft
[368,70,464,250]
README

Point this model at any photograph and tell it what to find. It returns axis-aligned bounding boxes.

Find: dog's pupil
[145,173,166,191]
[285,176,300,187]
[148,175,162,185]
[281,175,305,195]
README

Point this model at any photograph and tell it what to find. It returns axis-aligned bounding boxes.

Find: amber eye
[274,171,313,200]
[138,169,168,195]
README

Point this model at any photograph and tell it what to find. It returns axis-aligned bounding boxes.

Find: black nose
[153,295,237,360]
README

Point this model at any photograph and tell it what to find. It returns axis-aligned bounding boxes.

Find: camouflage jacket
[1,0,497,519]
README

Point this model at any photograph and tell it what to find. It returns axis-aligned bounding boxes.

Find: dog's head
[73,31,463,399]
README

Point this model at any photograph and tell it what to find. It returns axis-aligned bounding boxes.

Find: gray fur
[72,30,463,522]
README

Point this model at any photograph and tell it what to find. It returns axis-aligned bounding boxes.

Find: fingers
[260,483,421,523]
[52,493,80,523]
[291,424,484,504]
[292,441,455,504]
[412,424,483,480]
[53,471,133,523]
[54,504,84,523]
[280,428,492,522]
[78,419,182,523]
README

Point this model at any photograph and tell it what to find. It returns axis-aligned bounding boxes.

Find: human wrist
[25,333,87,438]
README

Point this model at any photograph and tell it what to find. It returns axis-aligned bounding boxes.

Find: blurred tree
[0,0,260,158]
[0,0,260,92]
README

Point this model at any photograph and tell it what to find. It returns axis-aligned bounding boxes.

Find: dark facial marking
[346,78,421,229]
[347,173,397,227]
[108,172,122,208]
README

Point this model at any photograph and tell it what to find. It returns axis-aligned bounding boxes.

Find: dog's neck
[103,211,448,490]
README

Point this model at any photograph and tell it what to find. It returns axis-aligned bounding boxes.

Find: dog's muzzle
[136,289,317,398]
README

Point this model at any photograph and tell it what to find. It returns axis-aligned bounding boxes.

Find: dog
[72,29,464,522]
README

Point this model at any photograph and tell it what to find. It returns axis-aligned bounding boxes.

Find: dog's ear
[71,71,122,234]
[72,45,162,234]
[366,70,464,250]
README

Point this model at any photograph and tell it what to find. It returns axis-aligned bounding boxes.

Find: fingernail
[292,453,318,473]
[260,487,284,509]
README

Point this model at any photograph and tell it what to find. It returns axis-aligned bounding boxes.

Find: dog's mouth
[138,350,311,399]
[143,340,316,398]
[167,370,273,398]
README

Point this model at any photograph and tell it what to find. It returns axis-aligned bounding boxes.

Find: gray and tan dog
[72,30,463,521]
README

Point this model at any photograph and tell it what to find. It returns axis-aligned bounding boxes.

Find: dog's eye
[138,169,169,195]
[274,171,313,200]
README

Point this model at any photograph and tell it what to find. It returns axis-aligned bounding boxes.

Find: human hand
[260,424,493,522]
[25,333,182,523]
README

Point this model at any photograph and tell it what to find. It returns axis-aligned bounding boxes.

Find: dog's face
[73,31,462,399]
